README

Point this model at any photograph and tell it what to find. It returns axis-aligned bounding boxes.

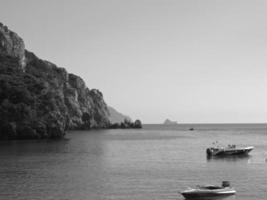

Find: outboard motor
[222,181,230,187]
[206,148,212,156]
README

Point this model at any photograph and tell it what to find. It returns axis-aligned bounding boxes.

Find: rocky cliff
[0,23,25,69]
[0,23,110,139]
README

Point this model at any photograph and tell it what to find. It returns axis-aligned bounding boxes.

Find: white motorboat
[181,181,236,199]
[206,144,254,157]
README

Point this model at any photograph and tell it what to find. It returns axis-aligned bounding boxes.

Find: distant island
[0,23,141,140]
[163,119,178,125]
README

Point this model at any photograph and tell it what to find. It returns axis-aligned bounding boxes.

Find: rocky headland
[0,23,140,140]
[108,106,132,124]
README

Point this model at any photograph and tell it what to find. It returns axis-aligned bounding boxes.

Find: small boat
[181,181,236,199]
[206,144,254,157]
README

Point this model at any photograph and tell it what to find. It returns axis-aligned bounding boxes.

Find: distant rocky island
[163,119,178,125]
[0,23,141,140]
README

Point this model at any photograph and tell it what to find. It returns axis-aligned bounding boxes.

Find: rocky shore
[0,23,141,140]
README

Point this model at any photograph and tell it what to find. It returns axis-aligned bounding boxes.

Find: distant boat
[206,144,254,157]
[180,181,236,199]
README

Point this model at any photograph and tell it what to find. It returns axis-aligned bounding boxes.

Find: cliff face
[0,23,25,69]
[66,73,110,129]
[0,24,110,139]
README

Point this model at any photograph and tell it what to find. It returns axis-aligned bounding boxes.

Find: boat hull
[206,146,254,157]
[181,189,236,199]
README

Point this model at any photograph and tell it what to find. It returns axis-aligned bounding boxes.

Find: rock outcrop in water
[0,23,110,139]
[109,118,142,129]
[163,119,178,125]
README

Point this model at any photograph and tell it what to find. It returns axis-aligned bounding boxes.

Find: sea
[0,124,267,200]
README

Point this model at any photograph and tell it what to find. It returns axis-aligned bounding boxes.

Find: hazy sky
[1,0,267,123]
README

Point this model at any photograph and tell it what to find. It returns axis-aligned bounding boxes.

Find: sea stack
[163,119,178,125]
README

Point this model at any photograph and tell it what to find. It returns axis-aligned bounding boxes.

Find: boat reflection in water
[181,196,236,200]
[206,154,251,162]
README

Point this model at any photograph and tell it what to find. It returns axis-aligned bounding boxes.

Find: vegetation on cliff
[0,51,111,139]
[0,23,142,140]
[109,118,142,129]
[0,24,110,139]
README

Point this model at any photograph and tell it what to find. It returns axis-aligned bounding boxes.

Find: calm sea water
[0,124,267,200]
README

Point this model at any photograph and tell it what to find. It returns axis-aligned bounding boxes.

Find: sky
[1,0,267,123]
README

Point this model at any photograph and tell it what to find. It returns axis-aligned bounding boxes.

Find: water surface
[0,124,267,200]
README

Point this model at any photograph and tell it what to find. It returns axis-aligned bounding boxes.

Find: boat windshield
[227,144,236,149]
[198,185,223,190]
